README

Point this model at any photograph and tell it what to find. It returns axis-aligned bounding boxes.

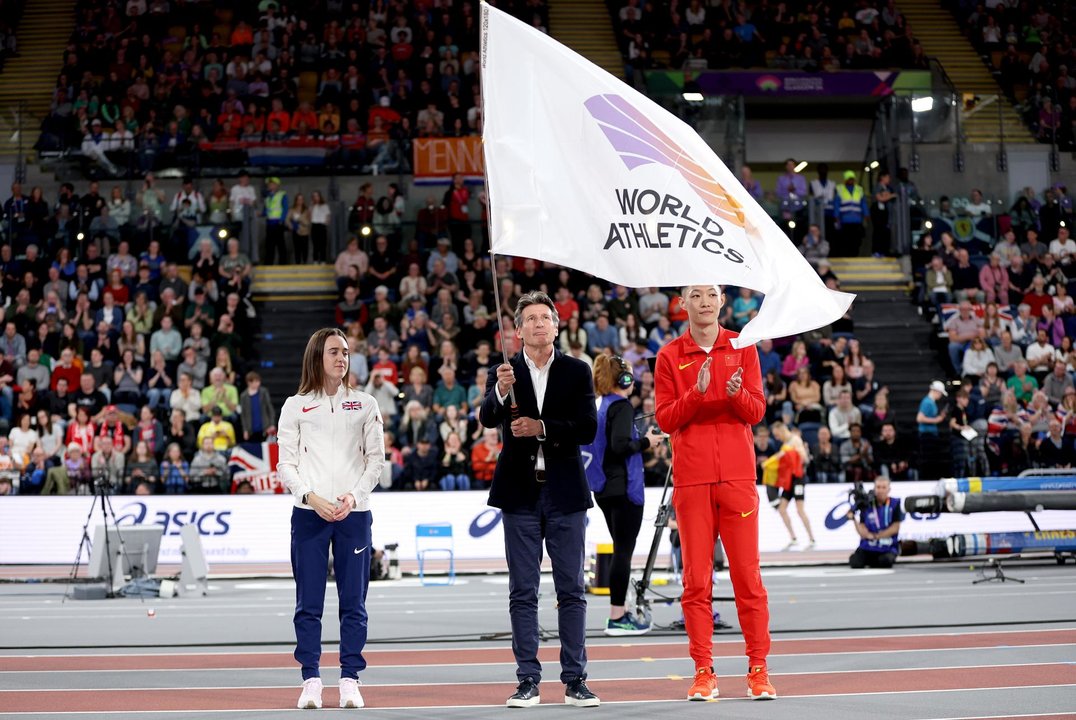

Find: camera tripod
[631,462,734,629]
[972,556,1025,585]
[63,478,136,601]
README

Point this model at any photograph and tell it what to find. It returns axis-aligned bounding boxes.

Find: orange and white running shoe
[687,667,719,701]
[747,665,777,700]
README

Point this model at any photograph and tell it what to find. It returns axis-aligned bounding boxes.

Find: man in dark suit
[480,291,599,709]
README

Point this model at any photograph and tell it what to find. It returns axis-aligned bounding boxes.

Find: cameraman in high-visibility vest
[264,176,289,265]
[835,170,868,257]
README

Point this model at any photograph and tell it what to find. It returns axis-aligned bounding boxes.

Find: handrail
[926,56,959,96]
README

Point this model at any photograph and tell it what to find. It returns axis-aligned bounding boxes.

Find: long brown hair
[593,354,620,395]
[297,328,352,395]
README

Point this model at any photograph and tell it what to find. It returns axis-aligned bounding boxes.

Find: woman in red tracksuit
[655,285,776,702]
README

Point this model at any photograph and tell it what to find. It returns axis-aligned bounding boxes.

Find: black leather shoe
[564,678,600,707]
[506,677,540,708]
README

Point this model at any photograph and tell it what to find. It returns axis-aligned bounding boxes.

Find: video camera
[848,481,876,514]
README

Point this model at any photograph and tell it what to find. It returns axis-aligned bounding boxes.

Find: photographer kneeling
[846,477,903,569]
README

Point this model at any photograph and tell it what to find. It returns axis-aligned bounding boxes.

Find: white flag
[480,3,855,348]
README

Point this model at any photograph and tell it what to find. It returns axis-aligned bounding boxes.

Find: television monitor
[86,524,165,580]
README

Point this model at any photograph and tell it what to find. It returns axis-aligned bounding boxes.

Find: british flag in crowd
[228,441,283,493]
[939,303,1013,325]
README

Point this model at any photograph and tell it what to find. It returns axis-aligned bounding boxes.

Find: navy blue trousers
[502,487,589,684]
[291,506,372,680]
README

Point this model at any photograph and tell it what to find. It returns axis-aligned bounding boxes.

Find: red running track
[3,628,1073,673]
[1,664,1074,713]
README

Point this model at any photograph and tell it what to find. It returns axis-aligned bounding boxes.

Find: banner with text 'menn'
[480,2,855,347]
[413,137,484,183]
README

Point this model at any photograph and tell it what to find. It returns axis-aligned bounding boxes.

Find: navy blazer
[479,349,597,513]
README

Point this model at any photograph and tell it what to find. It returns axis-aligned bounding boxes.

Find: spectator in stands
[822,364,852,409]
[218,239,253,298]
[839,423,874,484]
[1021,228,1048,265]
[443,174,472,251]
[149,315,182,364]
[197,406,236,453]
[1023,275,1053,317]
[916,380,948,477]
[91,435,125,492]
[1006,360,1038,405]
[1010,303,1036,348]
[944,301,983,377]
[473,424,501,486]
[364,370,398,429]
[239,371,275,443]
[962,337,996,381]
[1036,419,1073,468]
[1026,329,1056,382]
[587,312,619,356]
[950,250,981,303]
[828,389,861,443]
[400,435,436,491]
[978,254,1010,304]
[287,193,311,266]
[873,422,913,480]
[190,435,227,492]
[159,442,190,494]
[788,366,823,424]
[228,173,257,227]
[437,431,470,491]
[201,367,239,421]
[1043,360,1075,407]
[1049,226,1076,266]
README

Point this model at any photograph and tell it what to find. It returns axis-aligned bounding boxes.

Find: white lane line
[918,715,1076,720]
[0,642,1072,675]
[0,662,1071,692]
[0,685,1073,715]
[1,626,1072,660]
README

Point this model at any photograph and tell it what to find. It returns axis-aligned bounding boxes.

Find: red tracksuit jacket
[655,327,766,483]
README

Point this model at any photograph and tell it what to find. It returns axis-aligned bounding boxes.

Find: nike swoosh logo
[302,405,320,413]
[741,509,756,518]
[354,546,367,555]
[678,361,696,370]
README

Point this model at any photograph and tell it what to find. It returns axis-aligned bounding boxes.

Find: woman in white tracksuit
[277,328,384,710]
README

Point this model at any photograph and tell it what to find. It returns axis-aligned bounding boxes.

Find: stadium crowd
[957,0,1075,148]
[911,179,1076,477]
[0,176,263,496]
[39,0,546,174]
[611,0,929,75]
[2,166,1073,497]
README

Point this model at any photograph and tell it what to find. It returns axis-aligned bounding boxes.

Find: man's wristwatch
[302,492,310,505]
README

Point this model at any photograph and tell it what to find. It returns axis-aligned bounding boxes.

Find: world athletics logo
[583,93,747,265]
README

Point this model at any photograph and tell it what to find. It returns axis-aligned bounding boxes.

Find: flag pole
[487,241,518,412]
[479,0,517,413]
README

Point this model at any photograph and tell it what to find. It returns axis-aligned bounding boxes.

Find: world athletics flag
[479,2,854,347]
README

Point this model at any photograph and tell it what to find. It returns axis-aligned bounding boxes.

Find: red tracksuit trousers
[672,480,771,669]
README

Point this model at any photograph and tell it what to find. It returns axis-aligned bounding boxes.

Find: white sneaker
[297,677,323,709]
[782,539,798,551]
[339,678,365,709]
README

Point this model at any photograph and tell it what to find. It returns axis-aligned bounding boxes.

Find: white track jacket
[276,385,385,511]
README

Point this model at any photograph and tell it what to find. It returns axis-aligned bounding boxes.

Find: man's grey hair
[514,291,559,329]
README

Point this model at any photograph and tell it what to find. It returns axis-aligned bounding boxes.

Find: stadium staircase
[898,0,1032,144]
[828,257,947,432]
[548,0,623,79]
[0,0,77,158]
[251,265,337,405]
